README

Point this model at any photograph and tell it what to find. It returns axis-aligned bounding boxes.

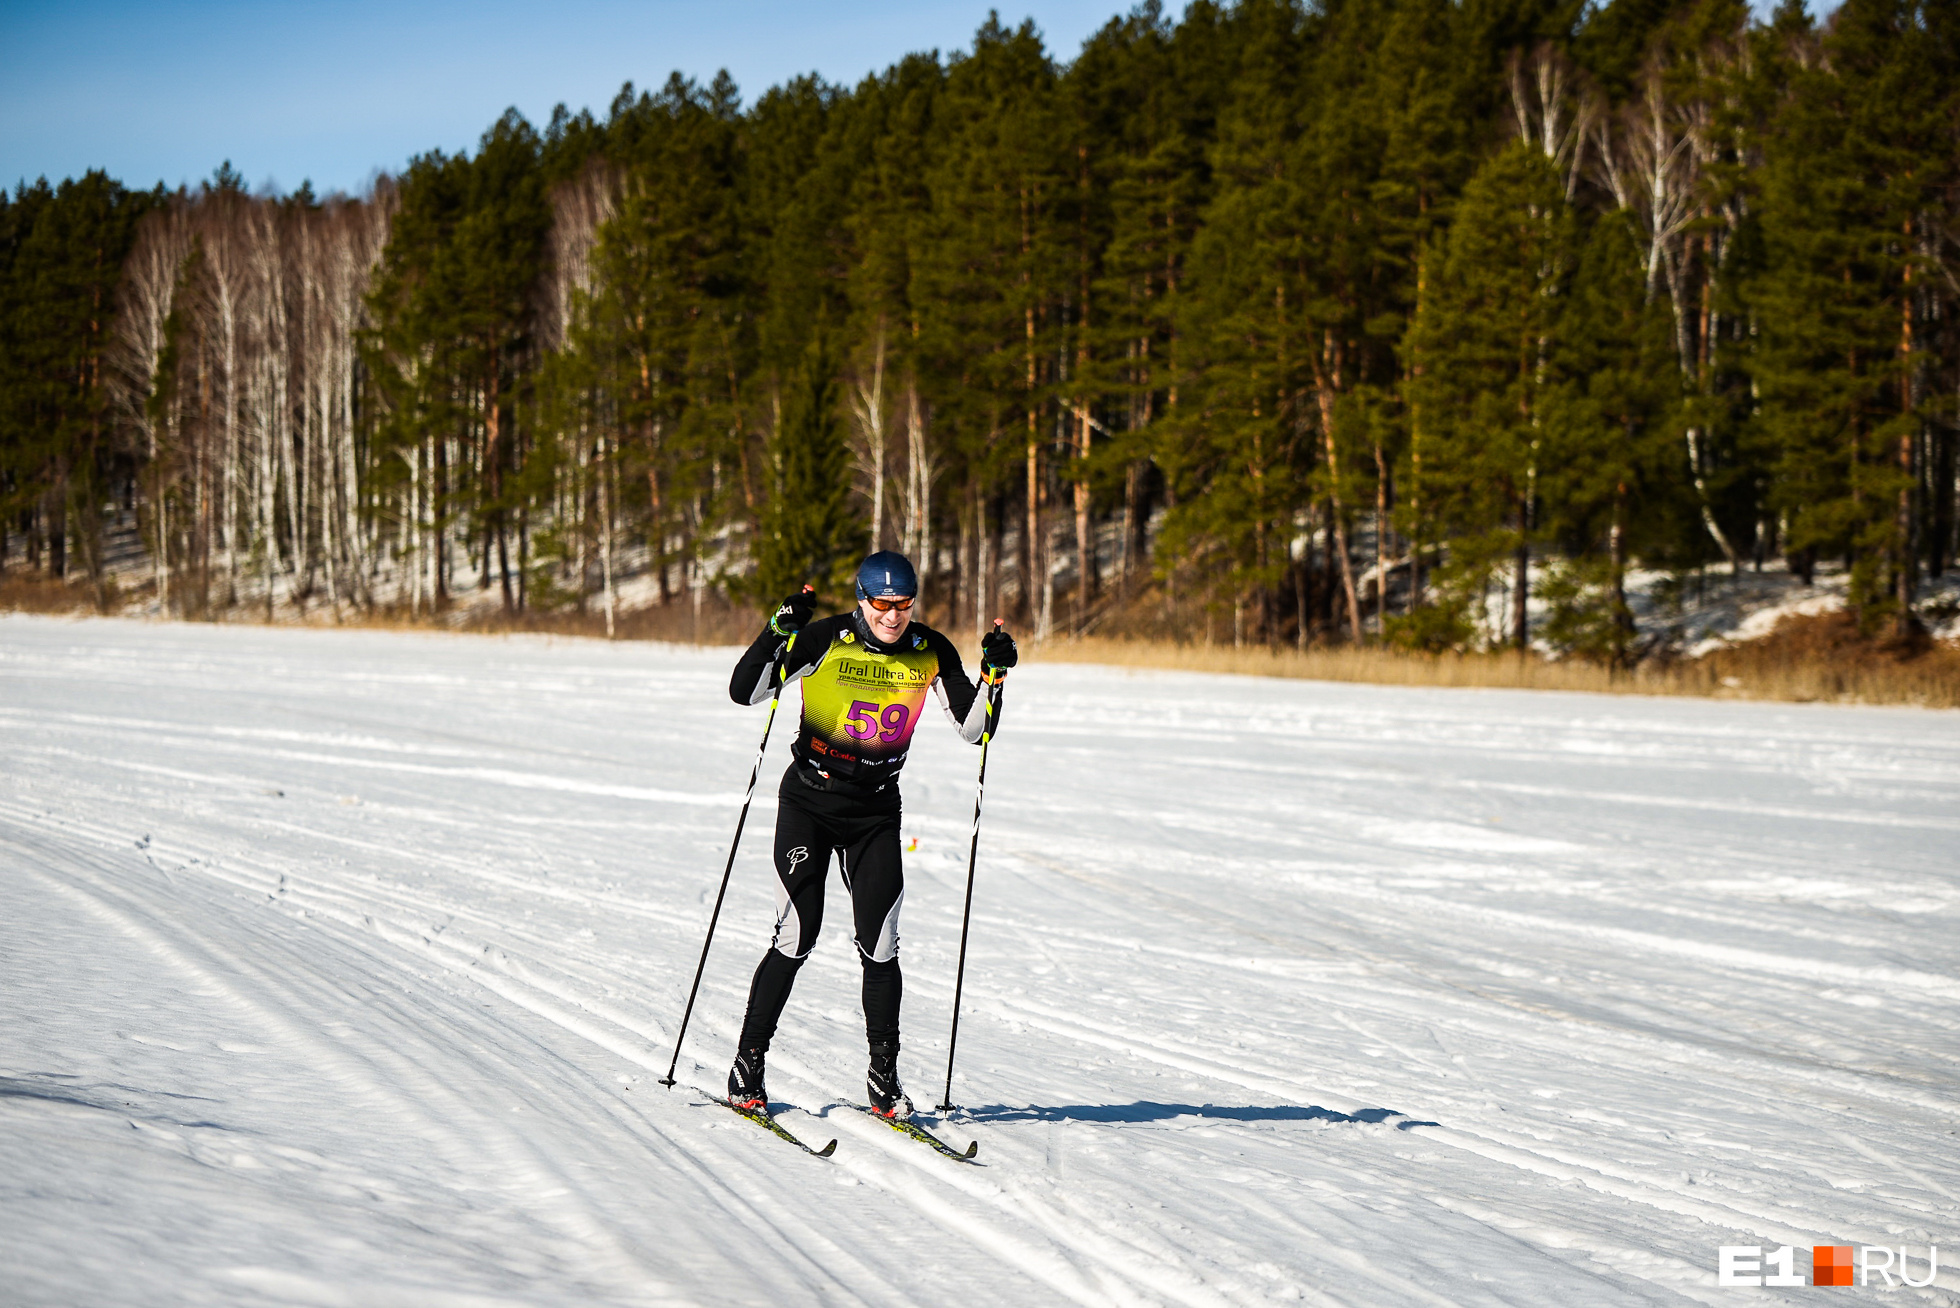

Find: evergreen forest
[4,0,1958,659]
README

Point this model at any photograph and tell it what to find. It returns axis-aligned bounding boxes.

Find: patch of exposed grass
[0,575,765,647]
[0,575,103,614]
[1691,611,1960,709]
[1035,612,1960,710]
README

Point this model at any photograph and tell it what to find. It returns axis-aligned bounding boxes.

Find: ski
[850,1104,979,1162]
[714,1097,838,1157]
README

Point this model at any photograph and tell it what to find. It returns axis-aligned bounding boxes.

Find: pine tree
[914,15,1069,635]
[1167,0,1314,643]
[0,172,150,598]
[1749,0,1953,629]
[1074,3,1227,607]
[1538,209,1679,664]
[1406,142,1575,651]
[755,338,866,604]
[602,74,751,607]
[366,149,473,606]
[460,112,549,609]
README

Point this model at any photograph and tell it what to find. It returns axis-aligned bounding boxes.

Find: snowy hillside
[2,614,1956,1307]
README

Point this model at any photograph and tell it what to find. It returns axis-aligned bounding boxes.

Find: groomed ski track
[2,614,1956,1307]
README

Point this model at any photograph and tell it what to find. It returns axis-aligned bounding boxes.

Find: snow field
[1,613,1957,1306]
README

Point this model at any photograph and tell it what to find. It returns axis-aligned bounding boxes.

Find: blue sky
[2,0,1163,196]
[5,0,1798,199]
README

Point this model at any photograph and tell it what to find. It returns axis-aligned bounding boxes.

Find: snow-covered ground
[3,614,1956,1307]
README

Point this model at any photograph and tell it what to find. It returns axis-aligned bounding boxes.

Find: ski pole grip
[983,619,1009,683]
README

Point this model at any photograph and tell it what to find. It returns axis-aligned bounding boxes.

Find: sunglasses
[865,595,915,613]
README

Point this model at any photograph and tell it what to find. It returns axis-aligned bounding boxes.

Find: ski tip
[962,1140,979,1159]
[816,1139,838,1157]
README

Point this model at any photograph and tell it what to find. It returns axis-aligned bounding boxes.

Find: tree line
[2,0,1956,656]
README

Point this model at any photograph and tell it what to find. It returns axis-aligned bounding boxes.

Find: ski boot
[727,1046,768,1111]
[867,1041,913,1120]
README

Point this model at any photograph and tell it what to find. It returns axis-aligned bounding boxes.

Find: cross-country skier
[725,550,1017,1120]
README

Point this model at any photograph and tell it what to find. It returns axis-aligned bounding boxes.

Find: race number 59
[845,700,910,742]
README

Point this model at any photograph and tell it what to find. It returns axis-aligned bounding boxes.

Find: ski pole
[660,589,807,1089]
[938,626,1006,1114]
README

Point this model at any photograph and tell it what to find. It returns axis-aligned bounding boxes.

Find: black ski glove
[769,588,816,639]
[980,627,1018,674]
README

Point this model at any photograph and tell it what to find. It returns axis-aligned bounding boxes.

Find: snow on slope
[2,613,1956,1307]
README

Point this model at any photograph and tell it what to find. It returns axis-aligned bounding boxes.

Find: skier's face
[859,595,911,642]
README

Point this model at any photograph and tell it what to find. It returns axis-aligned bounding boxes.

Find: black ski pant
[737,767,905,1054]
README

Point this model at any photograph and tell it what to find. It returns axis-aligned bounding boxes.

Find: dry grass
[0,573,765,646]
[0,575,108,614]
[316,598,763,645]
[1038,636,1634,691]
[1036,612,1960,710]
[1693,610,1960,709]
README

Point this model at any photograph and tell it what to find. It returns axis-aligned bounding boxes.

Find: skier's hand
[980,623,1018,675]
[770,586,816,639]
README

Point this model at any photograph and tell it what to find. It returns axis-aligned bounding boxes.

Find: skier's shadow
[959,1101,1438,1129]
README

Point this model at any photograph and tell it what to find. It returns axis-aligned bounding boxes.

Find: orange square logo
[1813,1245,1854,1287]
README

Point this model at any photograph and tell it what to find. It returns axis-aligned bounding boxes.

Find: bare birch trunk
[975,487,991,643]
[1312,335,1363,641]
[599,434,618,639]
[1074,402,1094,628]
[903,379,931,562]
[851,326,888,554]
[1024,302,1042,637]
